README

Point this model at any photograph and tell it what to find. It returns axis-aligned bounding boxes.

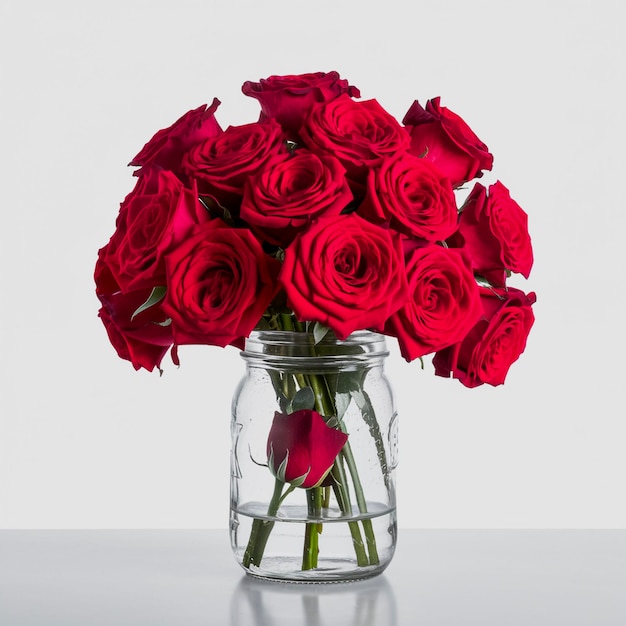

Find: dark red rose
[453,181,533,286]
[433,287,536,387]
[267,410,348,488]
[403,97,493,188]
[100,169,206,293]
[242,71,360,136]
[280,213,408,339]
[162,219,281,348]
[384,245,483,361]
[94,257,173,372]
[240,149,353,247]
[359,152,458,242]
[182,119,285,207]
[299,95,410,187]
[94,248,120,296]
[129,99,222,180]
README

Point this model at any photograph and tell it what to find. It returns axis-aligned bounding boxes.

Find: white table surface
[0,530,624,625]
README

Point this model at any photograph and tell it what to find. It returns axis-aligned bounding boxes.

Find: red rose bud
[403,97,493,188]
[433,287,536,388]
[266,410,349,488]
[455,181,534,286]
[129,99,222,180]
[242,71,360,136]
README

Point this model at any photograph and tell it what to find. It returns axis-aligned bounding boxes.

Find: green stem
[323,486,331,508]
[331,479,368,567]
[341,442,379,565]
[309,361,380,566]
[280,313,295,331]
[242,478,285,568]
[306,369,370,567]
[302,487,322,570]
[245,317,380,571]
[310,374,334,416]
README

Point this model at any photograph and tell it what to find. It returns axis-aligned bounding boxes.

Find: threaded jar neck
[241,330,389,370]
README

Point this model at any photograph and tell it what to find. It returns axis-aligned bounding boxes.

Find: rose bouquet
[95,72,536,577]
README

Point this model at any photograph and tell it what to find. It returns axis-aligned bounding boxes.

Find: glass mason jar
[230,329,398,582]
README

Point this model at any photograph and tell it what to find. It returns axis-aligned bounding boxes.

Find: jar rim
[241,329,389,369]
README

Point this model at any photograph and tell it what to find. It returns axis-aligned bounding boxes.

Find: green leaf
[131,286,166,320]
[336,370,366,394]
[289,387,315,413]
[334,392,352,423]
[275,451,289,482]
[475,275,507,300]
[475,275,493,289]
[153,318,172,327]
[313,322,331,345]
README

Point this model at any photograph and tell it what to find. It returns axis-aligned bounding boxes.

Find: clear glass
[230,330,398,582]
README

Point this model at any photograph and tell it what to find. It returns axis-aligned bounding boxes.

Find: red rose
[359,152,458,242]
[162,219,281,348]
[267,410,348,488]
[97,294,173,372]
[453,181,533,286]
[94,248,120,296]
[129,99,222,180]
[242,71,360,136]
[182,119,285,207]
[433,287,536,387]
[240,149,353,247]
[100,169,205,292]
[280,213,408,339]
[299,95,410,187]
[94,258,173,372]
[384,245,483,361]
[403,97,493,188]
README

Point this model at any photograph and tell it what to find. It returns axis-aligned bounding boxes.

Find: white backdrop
[1,0,624,530]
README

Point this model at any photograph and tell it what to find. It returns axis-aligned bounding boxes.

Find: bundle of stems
[242,314,386,570]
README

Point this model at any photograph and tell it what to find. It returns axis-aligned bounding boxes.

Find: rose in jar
[267,409,349,489]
